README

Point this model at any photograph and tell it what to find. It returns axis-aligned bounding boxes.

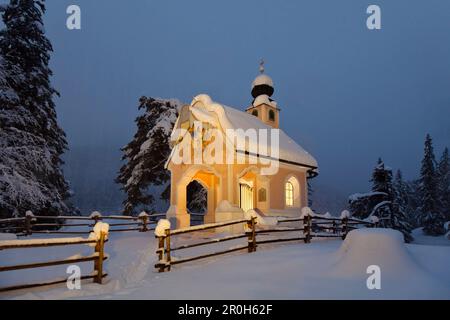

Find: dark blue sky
[20,0,450,193]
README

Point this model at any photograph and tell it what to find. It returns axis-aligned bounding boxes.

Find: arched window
[285,182,294,206]
[268,110,275,122]
[252,110,258,117]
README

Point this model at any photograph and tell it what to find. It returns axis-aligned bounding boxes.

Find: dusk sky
[15,0,450,195]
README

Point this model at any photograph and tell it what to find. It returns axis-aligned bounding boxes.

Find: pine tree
[419,134,445,235]
[116,97,180,215]
[371,158,394,196]
[392,170,413,242]
[406,179,421,228]
[0,0,72,218]
[437,147,450,222]
[369,158,394,228]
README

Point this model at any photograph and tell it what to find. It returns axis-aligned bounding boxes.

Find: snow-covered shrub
[155,219,171,237]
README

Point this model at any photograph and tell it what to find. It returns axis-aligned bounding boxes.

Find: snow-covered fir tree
[419,134,445,235]
[0,0,72,218]
[371,158,394,196]
[116,97,180,215]
[369,158,394,228]
[349,159,413,241]
[437,147,450,222]
[406,179,421,228]
[392,170,413,242]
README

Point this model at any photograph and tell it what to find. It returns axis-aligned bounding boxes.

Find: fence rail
[155,215,376,272]
[0,213,159,236]
[0,228,108,293]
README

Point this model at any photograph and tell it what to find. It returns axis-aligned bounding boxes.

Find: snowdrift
[334,228,412,275]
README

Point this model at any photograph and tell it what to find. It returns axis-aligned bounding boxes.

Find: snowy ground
[0,228,449,300]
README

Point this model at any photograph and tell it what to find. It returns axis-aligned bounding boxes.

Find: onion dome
[251,60,274,98]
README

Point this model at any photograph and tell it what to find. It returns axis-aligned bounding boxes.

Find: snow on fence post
[24,211,35,236]
[138,212,149,232]
[340,210,351,240]
[93,222,109,284]
[90,211,102,226]
[246,216,257,253]
[155,219,171,272]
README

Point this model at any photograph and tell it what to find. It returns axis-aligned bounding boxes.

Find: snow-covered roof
[252,74,273,89]
[253,94,277,108]
[170,94,318,172]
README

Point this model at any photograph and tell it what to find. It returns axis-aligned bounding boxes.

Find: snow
[300,206,314,218]
[0,233,16,241]
[89,211,102,219]
[252,74,273,88]
[169,94,318,171]
[92,222,109,240]
[348,192,386,202]
[1,228,449,300]
[340,210,351,219]
[155,219,171,237]
[138,211,149,218]
[244,209,278,226]
[411,228,450,246]
[253,94,275,108]
[0,237,91,248]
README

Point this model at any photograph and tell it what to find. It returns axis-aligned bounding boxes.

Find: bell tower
[246,60,280,129]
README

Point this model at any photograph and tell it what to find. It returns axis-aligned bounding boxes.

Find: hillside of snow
[0,228,449,300]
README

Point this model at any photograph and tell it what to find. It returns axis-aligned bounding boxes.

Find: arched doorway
[168,164,222,228]
[186,180,207,225]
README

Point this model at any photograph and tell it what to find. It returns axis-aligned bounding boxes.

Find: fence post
[246,217,257,253]
[140,215,148,232]
[24,215,32,236]
[303,215,311,243]
[165,229,171,272]
[94,231,106,284]
[156,235,166,273]
[332,220,337,235]
[341,217,349,240]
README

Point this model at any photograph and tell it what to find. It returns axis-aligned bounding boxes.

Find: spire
[251,59,274,98]
[259,59,265,74]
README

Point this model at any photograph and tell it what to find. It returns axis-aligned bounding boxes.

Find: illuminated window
[268,110,275,121]
[285,182,294,206]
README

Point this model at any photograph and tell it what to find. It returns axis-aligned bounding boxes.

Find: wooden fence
[0,230,108,292]
[0,213,161,236]
[155,215,376,272]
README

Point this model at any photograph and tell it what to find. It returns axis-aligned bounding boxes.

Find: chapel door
[239,183,254,212]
